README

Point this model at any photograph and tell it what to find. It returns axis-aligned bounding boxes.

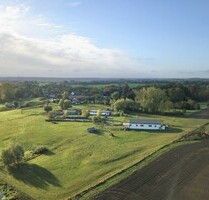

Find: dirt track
[94,141,209,200]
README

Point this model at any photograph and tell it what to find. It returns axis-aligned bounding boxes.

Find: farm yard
[0,100,209,199]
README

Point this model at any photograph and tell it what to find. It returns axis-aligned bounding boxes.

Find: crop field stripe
[94,140,209,200]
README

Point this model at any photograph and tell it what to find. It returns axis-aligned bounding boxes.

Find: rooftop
[129,119,162,125]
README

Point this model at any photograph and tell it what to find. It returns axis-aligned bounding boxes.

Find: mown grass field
[0,102,208,199]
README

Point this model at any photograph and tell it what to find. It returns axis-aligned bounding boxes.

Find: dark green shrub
[33,146,48,154]
[44,105,53,113]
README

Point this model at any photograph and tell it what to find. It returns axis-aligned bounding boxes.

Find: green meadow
[0,103,208,199]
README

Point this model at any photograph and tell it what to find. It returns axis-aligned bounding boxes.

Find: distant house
[101,111,111,116]
[90,110,111,116]
[123,119,166,130]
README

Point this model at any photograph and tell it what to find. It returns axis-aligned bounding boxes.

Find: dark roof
[129,119,162,125]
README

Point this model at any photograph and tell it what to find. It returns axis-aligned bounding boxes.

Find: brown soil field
[94,140,209,200]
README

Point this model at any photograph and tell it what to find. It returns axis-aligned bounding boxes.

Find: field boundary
[69,140,181,200]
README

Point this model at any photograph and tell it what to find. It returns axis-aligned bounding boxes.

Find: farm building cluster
[49,107,167,131]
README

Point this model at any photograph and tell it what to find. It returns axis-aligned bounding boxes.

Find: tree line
[1,81,209,114]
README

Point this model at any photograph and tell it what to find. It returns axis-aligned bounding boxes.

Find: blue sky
[0,0,209,78]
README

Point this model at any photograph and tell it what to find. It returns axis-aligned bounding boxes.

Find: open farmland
[94,139,209,200]
[0,104,208,199]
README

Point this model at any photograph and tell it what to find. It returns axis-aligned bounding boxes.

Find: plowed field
[94,141,209,200]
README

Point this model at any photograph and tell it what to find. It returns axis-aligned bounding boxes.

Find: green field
[0,103,208,199]
[68,82,150,89]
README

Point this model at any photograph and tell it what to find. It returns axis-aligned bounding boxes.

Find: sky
[0,0,209,78]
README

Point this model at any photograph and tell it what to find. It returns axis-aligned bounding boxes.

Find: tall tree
[136,87,167,113]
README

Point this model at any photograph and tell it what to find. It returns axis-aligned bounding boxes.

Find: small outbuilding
[123,119,166,130]
[89,110,111,116]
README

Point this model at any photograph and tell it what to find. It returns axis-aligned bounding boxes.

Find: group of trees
[0,82,43,101]
[111,84,207,114]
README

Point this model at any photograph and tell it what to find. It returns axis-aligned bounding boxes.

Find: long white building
[123,119,166,130]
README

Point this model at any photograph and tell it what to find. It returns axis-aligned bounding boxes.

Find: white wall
[123,123,165,130]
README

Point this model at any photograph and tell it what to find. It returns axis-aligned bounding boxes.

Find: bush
[33,146,48,154]
[4,102,15,109]
[13,101,19,108]
[19,102,31,108]
[11,144,24,163]
[1,149,15,166]
[91,116,106,123]
[44,105,53,113]
[47,110,64,120]
[112,112,120,117]
[82,110,90,118]
[24,151,33,160]
[177,126,209,141]
[1,144,24,167]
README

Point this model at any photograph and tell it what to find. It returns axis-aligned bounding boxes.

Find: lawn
[0,105,208,199]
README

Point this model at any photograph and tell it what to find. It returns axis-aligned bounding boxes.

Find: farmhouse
[123,119,166,130]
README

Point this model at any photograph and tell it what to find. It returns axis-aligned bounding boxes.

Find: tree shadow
[165,127,183,133]
[8,163,61,189]
[131,127,183,134]
[93,129,105,136]
[148,127,183,133]
[43,150,55,156]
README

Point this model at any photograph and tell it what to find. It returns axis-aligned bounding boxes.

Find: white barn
[123,119,166,130]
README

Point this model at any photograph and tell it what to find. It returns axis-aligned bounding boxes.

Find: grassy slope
[0,105,208,199]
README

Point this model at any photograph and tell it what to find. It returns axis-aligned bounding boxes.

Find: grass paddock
[0,104,208,199]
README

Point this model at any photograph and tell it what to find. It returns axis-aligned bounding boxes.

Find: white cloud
[66,1,82,8]
[0,4,142,78]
